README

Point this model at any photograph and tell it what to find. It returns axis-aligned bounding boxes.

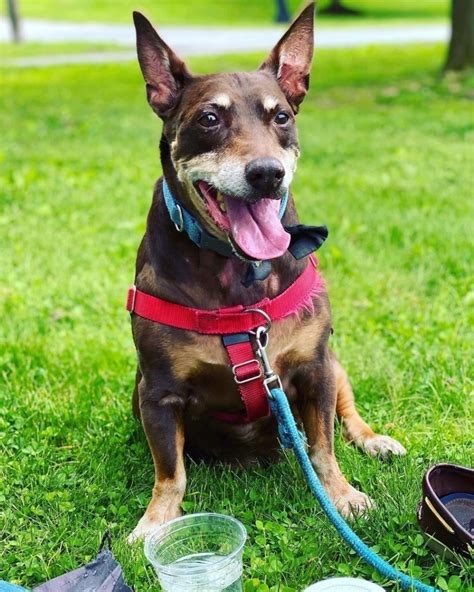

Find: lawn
[0,42,122,60]
[12,0,449,25]
[1,43,473,592]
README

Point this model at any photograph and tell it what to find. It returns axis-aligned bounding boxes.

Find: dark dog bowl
[417,463,474,556]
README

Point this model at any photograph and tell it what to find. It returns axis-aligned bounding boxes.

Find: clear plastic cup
[144,513,247,592]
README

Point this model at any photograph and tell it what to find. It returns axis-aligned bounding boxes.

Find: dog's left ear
[260,2,315,112]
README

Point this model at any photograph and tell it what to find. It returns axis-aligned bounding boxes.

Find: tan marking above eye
[262,96,279,112]
[209,93,231,109]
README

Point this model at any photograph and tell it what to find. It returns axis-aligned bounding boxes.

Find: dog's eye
[198,112,219,128]
[274,112,290,125]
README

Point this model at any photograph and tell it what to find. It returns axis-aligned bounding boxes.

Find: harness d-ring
[245,307,272,334]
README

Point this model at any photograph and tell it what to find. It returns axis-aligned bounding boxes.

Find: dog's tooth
[216,191,226,212]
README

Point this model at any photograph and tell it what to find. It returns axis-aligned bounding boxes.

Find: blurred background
[1,2,473,592]
[0,1,473,71]
[0,1,468,65]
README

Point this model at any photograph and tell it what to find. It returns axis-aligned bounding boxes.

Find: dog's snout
[245,157,285,193]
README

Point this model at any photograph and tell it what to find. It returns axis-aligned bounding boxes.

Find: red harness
[126,257,324,423]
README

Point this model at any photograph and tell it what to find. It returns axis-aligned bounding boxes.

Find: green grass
[0,42,122,60]
[9,0,449,25]
[1,44,473,592]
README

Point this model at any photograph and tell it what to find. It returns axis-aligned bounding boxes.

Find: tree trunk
[7,0,21,43]
[275,0,290,23]
[445,0,474,71]
[320,0,361,16]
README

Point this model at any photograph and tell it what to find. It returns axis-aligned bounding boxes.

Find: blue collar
[162,179,289,260]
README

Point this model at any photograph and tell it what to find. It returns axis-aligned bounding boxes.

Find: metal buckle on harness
[232,359,263,384]
[128,285,137,313]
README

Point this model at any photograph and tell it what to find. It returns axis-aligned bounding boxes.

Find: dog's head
[133,4,314,261]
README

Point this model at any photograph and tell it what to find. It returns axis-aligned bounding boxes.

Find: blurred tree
[7,0,21,43]
[275,0,290,23]
[445,0,474,70]
[319,0,360,16]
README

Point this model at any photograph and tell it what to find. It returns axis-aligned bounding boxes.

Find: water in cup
[145,513,247,592]
[163,553,242,591]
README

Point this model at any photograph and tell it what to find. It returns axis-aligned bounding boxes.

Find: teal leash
[251,323,438,592]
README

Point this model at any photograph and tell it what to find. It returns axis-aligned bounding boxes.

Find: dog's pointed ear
[260,3,315,112]
[133,11,192,117]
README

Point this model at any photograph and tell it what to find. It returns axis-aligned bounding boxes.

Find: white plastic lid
[303,577,385,592]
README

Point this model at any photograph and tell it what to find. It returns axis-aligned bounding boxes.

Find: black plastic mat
[32,534,133,592]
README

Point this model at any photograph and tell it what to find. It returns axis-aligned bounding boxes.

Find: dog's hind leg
[333,354,406,457]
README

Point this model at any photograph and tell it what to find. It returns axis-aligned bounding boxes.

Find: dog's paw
[362,434,406,458]
[325,482,375,519]
[333,485,375,519]
[127,507,182,544]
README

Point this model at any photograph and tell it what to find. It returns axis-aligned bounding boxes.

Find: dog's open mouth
[196,181,290,261]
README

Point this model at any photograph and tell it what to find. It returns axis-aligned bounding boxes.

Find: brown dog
[128,4,406,542]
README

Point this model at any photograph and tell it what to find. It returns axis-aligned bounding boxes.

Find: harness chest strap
[126,257,324,423]
[127,257,322,334]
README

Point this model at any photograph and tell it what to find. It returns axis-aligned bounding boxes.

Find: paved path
[0,18,449,67]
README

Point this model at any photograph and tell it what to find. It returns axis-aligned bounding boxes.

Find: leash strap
[268,385,437,592]
[248,326,437,592]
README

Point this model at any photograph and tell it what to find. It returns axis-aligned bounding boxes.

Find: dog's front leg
[296,359,374,518]
[128,381,186,543]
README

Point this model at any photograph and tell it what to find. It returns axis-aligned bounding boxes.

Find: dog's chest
[172,301,328,384]
[134,263,330,407]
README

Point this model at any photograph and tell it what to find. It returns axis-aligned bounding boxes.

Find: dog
[128,3,406,542]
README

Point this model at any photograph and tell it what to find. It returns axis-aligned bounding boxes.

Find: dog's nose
[245,157,285,193]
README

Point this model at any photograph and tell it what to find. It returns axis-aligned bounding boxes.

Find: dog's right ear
[133,12,192,117]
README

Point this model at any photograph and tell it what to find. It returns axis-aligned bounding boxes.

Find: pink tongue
[224,196,290,260]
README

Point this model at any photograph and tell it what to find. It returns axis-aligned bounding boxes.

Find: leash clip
[263,375,283,398]
[254,324,282,398]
